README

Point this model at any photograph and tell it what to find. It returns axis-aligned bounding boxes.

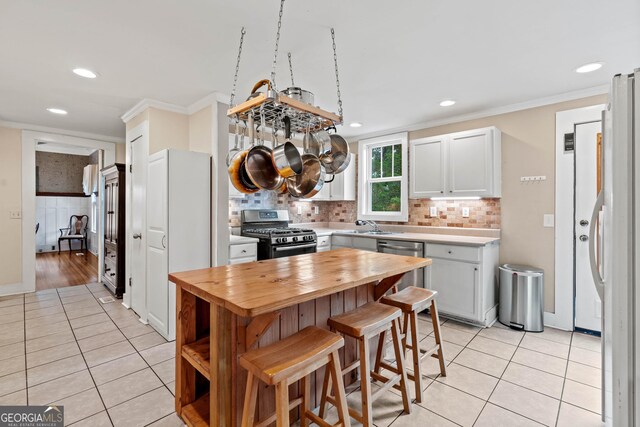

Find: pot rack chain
[229,27,246,109]
[331,28,343,121]
[270,0,286,88]
[288,52,295,86]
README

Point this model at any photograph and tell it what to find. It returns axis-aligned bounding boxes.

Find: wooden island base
[169,248,431,426]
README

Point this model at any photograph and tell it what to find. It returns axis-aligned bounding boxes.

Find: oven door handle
[273,243,317,252]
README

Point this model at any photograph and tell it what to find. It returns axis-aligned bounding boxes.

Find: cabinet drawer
[229,243,257,260]
[104,258,117,283]
[331,235,352,247]
[317,235,331,249]
[425,243,480,262]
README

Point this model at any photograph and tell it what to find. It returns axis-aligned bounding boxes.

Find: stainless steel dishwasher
[377,240,425,290]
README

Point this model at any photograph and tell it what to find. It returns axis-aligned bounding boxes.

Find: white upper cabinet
[410,136,446,198]
[309,153,356,201]
[410,126,501,198]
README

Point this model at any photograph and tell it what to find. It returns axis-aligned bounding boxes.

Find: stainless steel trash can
[499,264,544,332]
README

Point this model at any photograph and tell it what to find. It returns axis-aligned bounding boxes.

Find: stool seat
[240,326,343,386]
[328,302,401,337]
[381,287,437,312]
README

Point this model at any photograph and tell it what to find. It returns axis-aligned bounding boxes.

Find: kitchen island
[169,248,431,426]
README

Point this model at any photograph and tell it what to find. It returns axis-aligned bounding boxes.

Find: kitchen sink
[341,230,399,235]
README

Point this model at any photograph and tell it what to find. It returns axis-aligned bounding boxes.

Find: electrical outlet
[543,214,555,227]
[9,210,21,219]
[429,206,437,217]
[314,206,319,215]
[297,205,302,215]
[462,207,470,218]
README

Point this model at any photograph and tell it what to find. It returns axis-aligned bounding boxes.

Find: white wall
[36,196,93,253]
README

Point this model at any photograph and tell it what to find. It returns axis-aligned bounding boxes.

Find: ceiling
[0,0,638,139]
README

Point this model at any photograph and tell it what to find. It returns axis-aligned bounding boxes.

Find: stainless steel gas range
[240,210,317,260]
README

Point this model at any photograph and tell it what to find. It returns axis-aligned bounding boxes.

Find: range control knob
[293,236,298,242]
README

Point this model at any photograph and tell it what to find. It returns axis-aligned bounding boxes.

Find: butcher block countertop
[169,248,431,318]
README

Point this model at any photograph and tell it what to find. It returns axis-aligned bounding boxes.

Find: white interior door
[146,151,169,337]
[574,120,602,332]
[130,136,147,320]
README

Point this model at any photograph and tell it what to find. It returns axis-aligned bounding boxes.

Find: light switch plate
[314,206,319,215]
[9,210,21,219]
[462,207,470,218]
[429,207,437,217]
[543,214,555,227]
[297,205,303,215]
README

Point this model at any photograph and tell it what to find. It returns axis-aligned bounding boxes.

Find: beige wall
[409,94,607,311]
[0,126,23,286]
[147,108,189,154]
[115,143,126,163]
[188,106,213,154]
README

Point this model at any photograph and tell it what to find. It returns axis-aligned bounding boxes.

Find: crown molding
[0,120,124,143]
[347,84,609,142]
[122,92,231,123]
[120,98,189,123]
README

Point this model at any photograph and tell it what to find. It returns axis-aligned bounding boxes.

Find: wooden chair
[377,287,447,403]
[319,302,411,427]
[239,326,351,427]
[58,214,88,253]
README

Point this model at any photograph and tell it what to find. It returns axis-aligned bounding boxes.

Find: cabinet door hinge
[129,277,132,287]
[129,165,132,173]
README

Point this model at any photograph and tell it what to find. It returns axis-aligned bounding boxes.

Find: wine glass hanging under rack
[227,90,342,134]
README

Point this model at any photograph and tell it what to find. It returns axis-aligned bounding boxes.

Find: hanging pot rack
[226,0,344,134]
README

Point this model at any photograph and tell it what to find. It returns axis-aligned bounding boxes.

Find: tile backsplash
[229,194,500,229]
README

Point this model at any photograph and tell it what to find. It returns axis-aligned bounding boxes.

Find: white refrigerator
[591,69,639,426]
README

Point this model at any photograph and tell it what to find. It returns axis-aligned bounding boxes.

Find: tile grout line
[55,285,117,427]
[554,332,574,427]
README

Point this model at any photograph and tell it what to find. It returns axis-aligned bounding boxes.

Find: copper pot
[245,113,285,190]
[228,117,259,194]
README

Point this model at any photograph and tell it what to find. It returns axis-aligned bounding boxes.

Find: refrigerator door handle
[588,191,605,299]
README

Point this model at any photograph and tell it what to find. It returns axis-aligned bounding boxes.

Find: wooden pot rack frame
[227,92,342,134]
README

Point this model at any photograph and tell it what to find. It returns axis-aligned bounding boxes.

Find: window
[358,132,408,221]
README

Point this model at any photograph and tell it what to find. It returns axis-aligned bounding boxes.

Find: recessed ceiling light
[439,100,456,107]
[349,122,363,128]
[575,62,603,74]
[72,68,97,79]
[46,108,68,115]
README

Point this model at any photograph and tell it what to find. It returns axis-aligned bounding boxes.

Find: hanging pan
[228,118,259,194]
[245,111,285,191]
[286,154,326,199]
[319,127,351,174]
[271,116,303,177]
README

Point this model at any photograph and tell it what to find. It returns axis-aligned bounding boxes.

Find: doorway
[34,143,101,291]
[19,130,116,296]
[574,121,602,333]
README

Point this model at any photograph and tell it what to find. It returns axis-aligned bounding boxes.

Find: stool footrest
[305,410,342,427]
[370,370,402,398]
[254,397,303,427]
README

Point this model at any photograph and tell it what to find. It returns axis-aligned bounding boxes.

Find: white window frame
[357,132,408,222]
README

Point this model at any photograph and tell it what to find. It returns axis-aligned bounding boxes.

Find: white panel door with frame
[146,151,169,337]
[574,120,602,332]
[129,133,147,320]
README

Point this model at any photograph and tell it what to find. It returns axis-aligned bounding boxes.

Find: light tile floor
[0,286,604,427]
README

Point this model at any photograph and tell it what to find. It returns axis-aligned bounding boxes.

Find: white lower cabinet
[229,241,257,264]
[317,235,331,252]
[424,241,499,326]
[331,235,377,251]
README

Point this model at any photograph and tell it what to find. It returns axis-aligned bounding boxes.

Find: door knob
[579,220,589,226]
[579,235,589,242]
[133,233,142,239]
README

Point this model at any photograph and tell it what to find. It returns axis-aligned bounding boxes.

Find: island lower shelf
[176,283,378,426]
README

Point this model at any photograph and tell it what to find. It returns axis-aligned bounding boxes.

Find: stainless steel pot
[320,133,351,174]
[286,154,326,198]
[271,116,303,177]
[245,113,285,190]
[279,86,314,105]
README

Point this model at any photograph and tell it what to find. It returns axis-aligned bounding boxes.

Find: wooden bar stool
[376,287,446,403]
[239,326,351,427]
[319,302,411,427]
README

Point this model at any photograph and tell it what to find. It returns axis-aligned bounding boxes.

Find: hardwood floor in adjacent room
[36,251,99,290]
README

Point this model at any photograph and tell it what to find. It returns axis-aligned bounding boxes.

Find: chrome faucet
[355,219,381,233]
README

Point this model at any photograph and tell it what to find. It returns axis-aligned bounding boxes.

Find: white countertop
[306,227,499,247]
[229,234,259,245]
